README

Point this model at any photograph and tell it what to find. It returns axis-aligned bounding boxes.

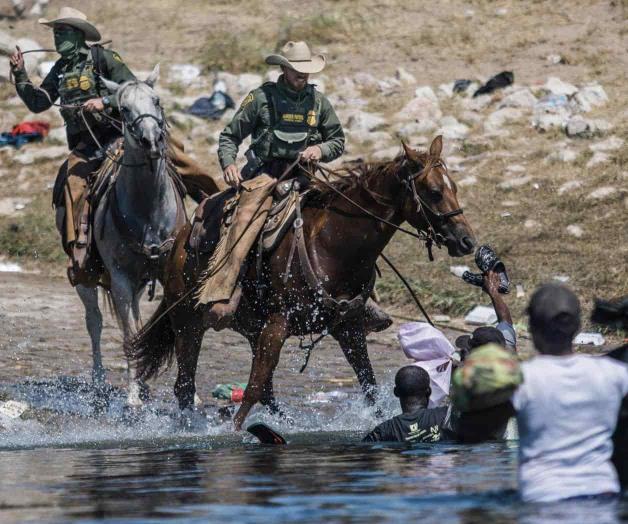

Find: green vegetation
[199,30,272,74]
[0,194,65,264]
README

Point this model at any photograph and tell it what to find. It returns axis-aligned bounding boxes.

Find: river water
[1,273,625,522]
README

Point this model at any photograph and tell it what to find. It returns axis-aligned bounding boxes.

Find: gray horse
[70,65,186,406]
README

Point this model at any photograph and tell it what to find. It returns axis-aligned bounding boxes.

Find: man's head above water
[394,366,431,412]
[527,283,581,356]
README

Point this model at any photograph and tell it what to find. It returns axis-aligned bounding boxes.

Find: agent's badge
[307,110,317,127]
[79,75,92,91]
[66,77,79,89]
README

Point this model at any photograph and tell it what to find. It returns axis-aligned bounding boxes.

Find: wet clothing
[608,344,628,490]
[496,321,517,350]
[363,406,456,443]
[512,354,628,503]
[218,75,345,171]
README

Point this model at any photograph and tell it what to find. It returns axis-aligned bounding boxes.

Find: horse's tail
[126,299,175,381]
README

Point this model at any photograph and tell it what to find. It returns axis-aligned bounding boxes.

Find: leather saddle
[189,178,308,255]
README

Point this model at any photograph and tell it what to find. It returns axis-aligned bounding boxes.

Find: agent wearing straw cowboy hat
[207,41,391,332]
[9,7,221,286]
[9,7,136,284]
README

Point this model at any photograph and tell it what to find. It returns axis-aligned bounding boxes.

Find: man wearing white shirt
[512,283,628,503]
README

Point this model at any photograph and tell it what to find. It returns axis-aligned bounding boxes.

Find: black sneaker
[474,245,511,294]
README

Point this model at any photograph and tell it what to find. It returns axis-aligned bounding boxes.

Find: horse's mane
[308,149,434,205]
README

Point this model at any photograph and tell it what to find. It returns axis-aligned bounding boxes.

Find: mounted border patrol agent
[204,41,391,332]
[9,6,222,286]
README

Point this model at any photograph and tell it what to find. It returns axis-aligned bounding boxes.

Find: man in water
[363,366,455,443]
[510,284,628,502]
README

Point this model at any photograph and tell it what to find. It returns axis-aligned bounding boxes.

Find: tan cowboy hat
[38,6,102,42]
[265,41,326,74]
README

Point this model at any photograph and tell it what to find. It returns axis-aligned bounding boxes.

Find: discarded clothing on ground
[453,79,472,93]
[186,85,235,120]
[0,120,50,148]
[473,71,514,98]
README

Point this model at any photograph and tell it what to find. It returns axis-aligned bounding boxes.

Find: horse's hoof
[218,405,236,422]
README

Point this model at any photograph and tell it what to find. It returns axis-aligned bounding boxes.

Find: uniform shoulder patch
[240,92,255,109]
[111,51,123,63]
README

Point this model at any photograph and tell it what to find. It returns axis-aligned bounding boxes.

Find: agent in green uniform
[203,41,390,332]
[9,7,134,281]
[9,7,222,285]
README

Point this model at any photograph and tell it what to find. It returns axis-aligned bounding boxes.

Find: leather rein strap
[288,193,374,319]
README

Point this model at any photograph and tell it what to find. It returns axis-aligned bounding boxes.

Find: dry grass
[1,0,627,335]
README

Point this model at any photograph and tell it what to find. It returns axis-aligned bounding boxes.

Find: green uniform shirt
[218,75,345,170]
[13,47,135,148]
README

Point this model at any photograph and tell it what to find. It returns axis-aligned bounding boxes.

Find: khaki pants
[197,174,276,304]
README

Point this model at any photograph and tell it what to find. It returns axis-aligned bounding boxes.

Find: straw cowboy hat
[39,6,102,42]
[265,41,326,74]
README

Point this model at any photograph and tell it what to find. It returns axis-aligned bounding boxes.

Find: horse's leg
[245,332,281,416]
[173,314,204,412]
[130,285,150,401]
[75,284,105,385]
[109,273,144,406]
[234,314,288,430]
[333,325,378,406]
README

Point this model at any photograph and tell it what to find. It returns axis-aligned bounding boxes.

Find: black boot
[364,298,393,333]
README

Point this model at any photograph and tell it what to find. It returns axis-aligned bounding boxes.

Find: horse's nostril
[461,236,475,252]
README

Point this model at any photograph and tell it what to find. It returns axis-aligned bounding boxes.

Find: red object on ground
[11,121,50,137]
[231,387,245,403]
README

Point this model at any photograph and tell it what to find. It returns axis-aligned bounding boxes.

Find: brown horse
[129,136,475,429]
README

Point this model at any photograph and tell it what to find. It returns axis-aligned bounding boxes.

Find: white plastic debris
[0,261,22,272]
[553,275,570,283]
[450,265,470,278]
[0,400,29,419]
[433,315,451,323]
[574,332,605,346]
[464,306,498,325]
[516,285,525,298]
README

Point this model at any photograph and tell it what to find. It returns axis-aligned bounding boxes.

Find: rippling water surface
[2,438,627,523]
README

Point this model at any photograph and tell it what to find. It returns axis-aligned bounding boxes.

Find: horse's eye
[429,189,443,202]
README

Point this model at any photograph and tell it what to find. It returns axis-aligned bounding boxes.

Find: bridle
[397,158,464,256]
[117,82,166,153]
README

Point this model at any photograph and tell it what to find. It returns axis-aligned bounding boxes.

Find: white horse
[73,65,186,406]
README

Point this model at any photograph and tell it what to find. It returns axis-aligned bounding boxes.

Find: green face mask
[54,28,85,58]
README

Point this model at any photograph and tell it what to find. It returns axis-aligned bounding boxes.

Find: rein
[305,160,464,261]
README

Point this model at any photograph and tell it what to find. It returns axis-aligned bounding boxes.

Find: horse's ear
[145,64,160,88]
[101,77,120,93]
[430,135,443,158]
[401,140,416,160]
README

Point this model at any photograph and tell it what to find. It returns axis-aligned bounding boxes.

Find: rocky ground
[0,0,626,342]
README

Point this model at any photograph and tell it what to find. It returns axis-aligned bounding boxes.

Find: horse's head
[398,136,475,257]
[101,65,165,159]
